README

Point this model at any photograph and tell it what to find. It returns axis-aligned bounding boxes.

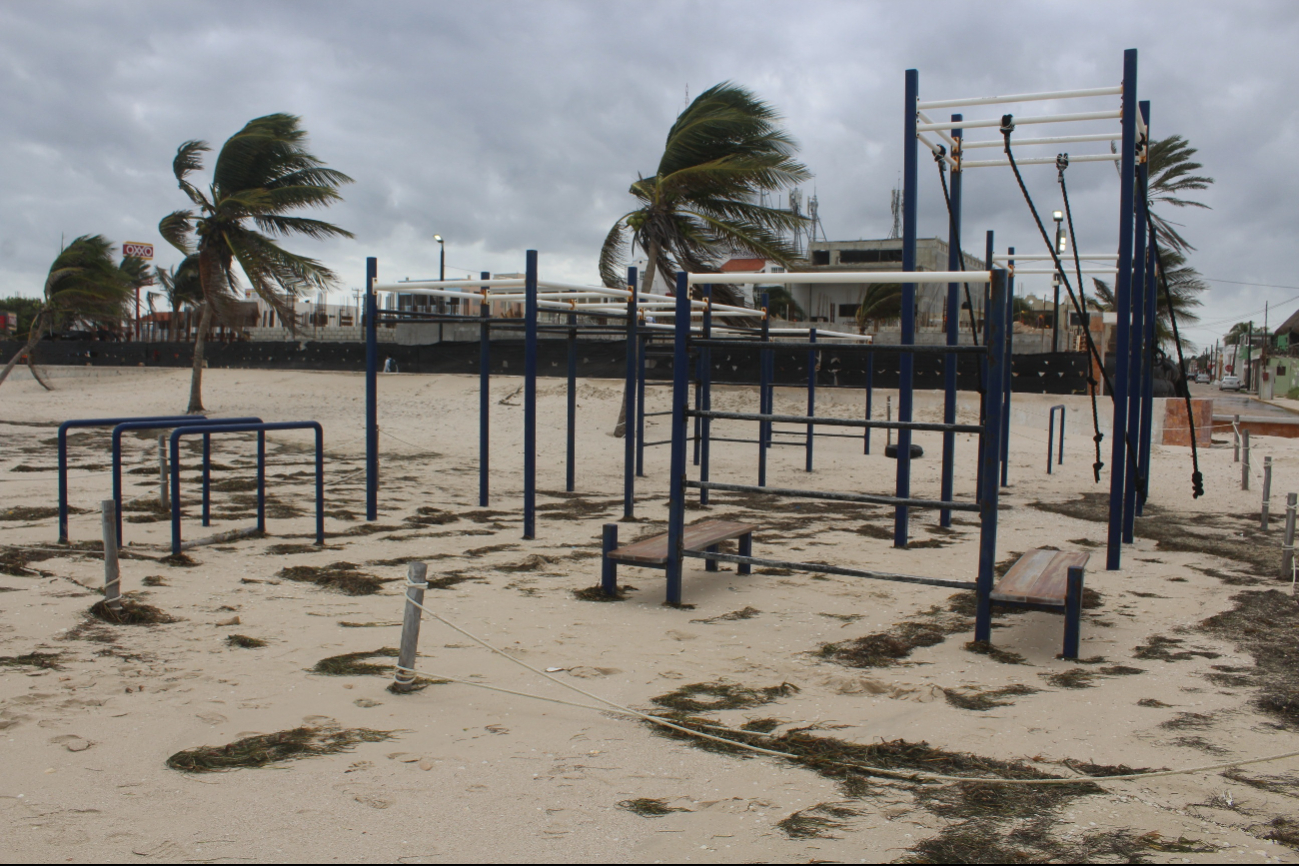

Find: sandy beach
[1,365,1297,863]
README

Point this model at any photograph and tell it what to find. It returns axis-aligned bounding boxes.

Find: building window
[839,248,903,264]
[1279,366,1287,376]
[811,250,830,265]
[838,304,860,318]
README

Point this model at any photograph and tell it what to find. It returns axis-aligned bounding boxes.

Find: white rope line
[398,592,1299,786]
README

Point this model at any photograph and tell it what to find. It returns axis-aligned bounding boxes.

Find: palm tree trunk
[613,241,661,437]
[0,309,50,391]
[186,302,213,413]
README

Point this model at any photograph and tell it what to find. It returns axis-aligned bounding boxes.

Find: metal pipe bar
[375,279,525,291]
[962,153,1121,168]
[916,131,957,167]
[686,480,980,512]
[963,132,1121,149]
[994,253,1117,261]
[918,110,1120,131]
[688,338,987,355]
[684,549,977,591]
[915,111,960,152]
[769,429,868,440]
[687,270,990,285]
[918,85,1122,110]
[1012,267,1117,274]
[706,437,801,447]
[691,409,982,434]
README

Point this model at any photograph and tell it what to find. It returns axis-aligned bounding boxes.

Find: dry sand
[1,366,1297,863]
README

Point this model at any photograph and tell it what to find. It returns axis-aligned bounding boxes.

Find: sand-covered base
[1,366,1297,863]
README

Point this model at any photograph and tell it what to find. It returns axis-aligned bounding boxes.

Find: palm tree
[854,283,903,334]
[0,235,135,390]
[599,82,810,301]
[154,254,203,342]
[1223,321,1255,346]
[1090,246,1205,350]
[159,113,353,413]
[1147,135,1213,255]
[764,286,804,321]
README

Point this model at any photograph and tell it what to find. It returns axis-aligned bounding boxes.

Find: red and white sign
[123,242,154,259]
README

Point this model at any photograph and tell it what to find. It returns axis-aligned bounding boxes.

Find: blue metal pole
[977,230,994,498]
[523,250,538,539]
[896,68,920,548]
[1124,114,1149,542]
[479,273,491,508]
[314,424,324,545]
[941,114,962,527]
[1107,48,1139,571]
[256,430,266,533]
[758,294,771,487]
[692,334,702,468]
[636,332,646,477]
[365,257,378,522]
[806,328,817,472]
[170,435,182,554]
[664,272,692,605]
[623,267,638,518]
[700,285,712,505]
[1002,247,1015,487]
[566,309,577,492]
[864,353,873,454]
[1136,101,1156,516]
[975,268,1009,643]
[201,433,211,527]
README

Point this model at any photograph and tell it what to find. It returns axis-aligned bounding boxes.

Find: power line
[1201,276,1299,291]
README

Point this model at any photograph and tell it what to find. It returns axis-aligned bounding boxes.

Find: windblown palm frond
[1147,135,1213,254]
[855,283,903,334]
[599,82,811,304]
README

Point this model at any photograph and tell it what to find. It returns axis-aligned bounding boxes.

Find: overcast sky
[3,0,1295,348]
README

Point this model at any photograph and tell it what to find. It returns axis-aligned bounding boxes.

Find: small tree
[854,283,902,334]
[160,114,353,412]
[0,235,135,390]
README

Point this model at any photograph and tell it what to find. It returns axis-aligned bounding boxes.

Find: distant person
[383,357,398,373]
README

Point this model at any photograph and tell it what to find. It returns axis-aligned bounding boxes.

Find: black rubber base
[884,443,924,459]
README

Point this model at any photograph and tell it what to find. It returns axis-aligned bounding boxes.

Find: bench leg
[705,544,719,572]
[1062,565,1084,660]
[737,533,752,575]
[601,523,618,596]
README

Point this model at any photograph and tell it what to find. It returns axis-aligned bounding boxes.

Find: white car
[1219,375,1242,391]
[1195,372,1210,384]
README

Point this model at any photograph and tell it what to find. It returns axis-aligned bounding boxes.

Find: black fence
[3,338,1094,395]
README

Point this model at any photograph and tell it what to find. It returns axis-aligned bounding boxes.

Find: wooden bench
[601,519,756,601]
[990,548,1090,658]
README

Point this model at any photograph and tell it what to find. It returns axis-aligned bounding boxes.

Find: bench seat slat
[609,519,756,565]
[991,548,1089,606]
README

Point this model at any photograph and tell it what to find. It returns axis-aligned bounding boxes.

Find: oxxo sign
[123,242,154,259]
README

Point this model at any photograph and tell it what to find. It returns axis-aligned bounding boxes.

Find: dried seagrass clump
[166,725,393,772]
[90,599,177,625]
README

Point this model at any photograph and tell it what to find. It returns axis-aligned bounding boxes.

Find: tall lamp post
[1051,211,1065,352]
[434,234,446,342]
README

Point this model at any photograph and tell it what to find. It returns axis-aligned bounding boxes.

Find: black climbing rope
[1057,153,1107,483]
[933,147,982,350]
[1143,205,1205,499]
[1001,114,1142,489]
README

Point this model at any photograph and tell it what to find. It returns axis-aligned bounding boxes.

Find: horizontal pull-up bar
[689,338,988,355]
[376,279,524,291]
[686,270,992,285]
[918,109,1121,132]
[962,132,1121,150]
[917,85,1122,111]
[962,153,1120,169]
[995,253,1118,261]
[685,480,982,512]
[688,409,984,434]
[684,549,977,590]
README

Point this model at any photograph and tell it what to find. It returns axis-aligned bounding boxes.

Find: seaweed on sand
[1201,589,1299,727]
[277,562,395,596]
[226,634,267,648]
[89,598,177,625]
[617,798,691,817]
[775,803,860,838]
[312,647,399,676]
[0,651,63,670]
[166,725,394,772]
[572,584,636,602]
[943,684,1039,711]
[652,682,798,713]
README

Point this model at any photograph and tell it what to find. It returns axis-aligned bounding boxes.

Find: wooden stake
[392,562,428,693]
[1262,456,1273,530]
[101,499,122,612]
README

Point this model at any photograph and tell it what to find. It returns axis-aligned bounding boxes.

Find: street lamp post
[434,234,446,342]
[1051,211,1065,352]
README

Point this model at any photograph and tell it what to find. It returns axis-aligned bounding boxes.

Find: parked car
[1195,372,1211,384]
[1219,375,1242,391]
